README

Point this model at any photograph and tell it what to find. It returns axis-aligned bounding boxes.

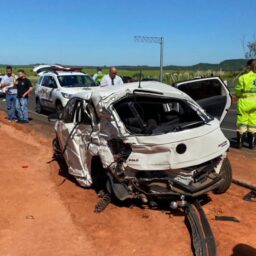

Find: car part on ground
[215,215,240,222]
[94,193,111,213]
[232,178,256,202]
[185,200,217,256]
[232,178,256,192]
[243,190,256,202]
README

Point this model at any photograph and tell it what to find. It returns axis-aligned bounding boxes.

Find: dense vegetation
[0,59,247,92]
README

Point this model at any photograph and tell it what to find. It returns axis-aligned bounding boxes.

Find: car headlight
[61,92,73,99]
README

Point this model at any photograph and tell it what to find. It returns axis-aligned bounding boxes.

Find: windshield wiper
[180,120,207,130]
[171,120,207,132]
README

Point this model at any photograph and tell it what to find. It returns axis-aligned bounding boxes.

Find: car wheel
[35,98,43,113]
[56,102,63,115]
[213,158,232,194]
[91,157,108,193]
[52,137,63,160]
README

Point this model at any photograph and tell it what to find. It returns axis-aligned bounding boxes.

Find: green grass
[0,65,238,93]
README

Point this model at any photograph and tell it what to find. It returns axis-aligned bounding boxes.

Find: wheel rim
[56,103,63,115]
[36,100,41,112]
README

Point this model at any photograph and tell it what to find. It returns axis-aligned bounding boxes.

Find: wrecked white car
[51,77,232,207]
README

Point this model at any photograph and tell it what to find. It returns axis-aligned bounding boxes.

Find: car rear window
[114,96,207,135]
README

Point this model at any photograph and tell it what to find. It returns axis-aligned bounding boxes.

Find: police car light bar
[33,65,83,75]
[51,66,83,72]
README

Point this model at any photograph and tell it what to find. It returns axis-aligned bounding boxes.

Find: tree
[245,40,256,59]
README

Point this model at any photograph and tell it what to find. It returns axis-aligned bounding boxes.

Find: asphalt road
[0,92,237,142]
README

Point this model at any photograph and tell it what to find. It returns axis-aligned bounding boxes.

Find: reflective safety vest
[235,71,256,98]
[95,73,105,84]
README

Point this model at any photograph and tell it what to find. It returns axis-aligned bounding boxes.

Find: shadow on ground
[231,243,256,256]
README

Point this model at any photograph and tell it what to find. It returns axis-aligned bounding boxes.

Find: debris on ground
[243,190,256,202]
[215,215,240,223]
[94,193,111,213]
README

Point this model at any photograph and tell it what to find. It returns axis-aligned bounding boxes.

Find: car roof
[73,81,189,102]
[33,64,87,77]
[43,71,86,76]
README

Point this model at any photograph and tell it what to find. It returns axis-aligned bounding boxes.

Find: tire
[52,137,63,161]
[213,157,232,194]
[91,157,108,192]
[56,102,63,116]
[35,98,43,114]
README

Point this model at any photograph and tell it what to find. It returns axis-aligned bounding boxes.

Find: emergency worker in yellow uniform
[92,67,105,85]
[235,59,256,149]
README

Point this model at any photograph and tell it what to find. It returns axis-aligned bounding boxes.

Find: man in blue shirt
[0,66,17,121]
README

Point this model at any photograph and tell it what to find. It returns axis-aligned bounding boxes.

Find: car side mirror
[48,112,60,122]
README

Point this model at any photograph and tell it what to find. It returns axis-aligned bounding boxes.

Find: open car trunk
[113,95,210,135]
[174,77,231,123]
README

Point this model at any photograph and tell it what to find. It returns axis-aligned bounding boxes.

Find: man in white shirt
[100,67,123,87]
[0,66,17,121]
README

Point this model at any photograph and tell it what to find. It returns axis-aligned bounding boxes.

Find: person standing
[100,67,123,87]
[235,59,256,149]
[0,66,17,121]
[15,69,33,123]
[92,67,105,85]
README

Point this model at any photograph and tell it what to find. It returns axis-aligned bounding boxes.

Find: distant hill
[108,59,247,71]
[0,59,247,71]
[164,59,247,71]
[218,59,247,71]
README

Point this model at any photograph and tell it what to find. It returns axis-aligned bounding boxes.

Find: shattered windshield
[58,75,97,87]
[114,96,209,135]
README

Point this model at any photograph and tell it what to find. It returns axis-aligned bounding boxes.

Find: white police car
[34,65,98,113]
[0,75,5,96]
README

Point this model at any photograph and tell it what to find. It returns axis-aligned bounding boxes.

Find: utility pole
[134,36,164,82]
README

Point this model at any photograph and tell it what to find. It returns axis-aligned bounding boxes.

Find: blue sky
[0,0,255,66]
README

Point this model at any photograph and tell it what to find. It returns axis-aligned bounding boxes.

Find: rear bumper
[126,156,225,199]
[136,173,223,198]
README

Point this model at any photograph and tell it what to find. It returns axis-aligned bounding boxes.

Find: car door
[39,75,58,108]
[175,77,231,123]
[56,97,93,179]
[47,76,58,109]
[39,76,51,108]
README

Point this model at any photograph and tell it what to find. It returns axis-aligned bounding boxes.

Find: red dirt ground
[0,114,255,256]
